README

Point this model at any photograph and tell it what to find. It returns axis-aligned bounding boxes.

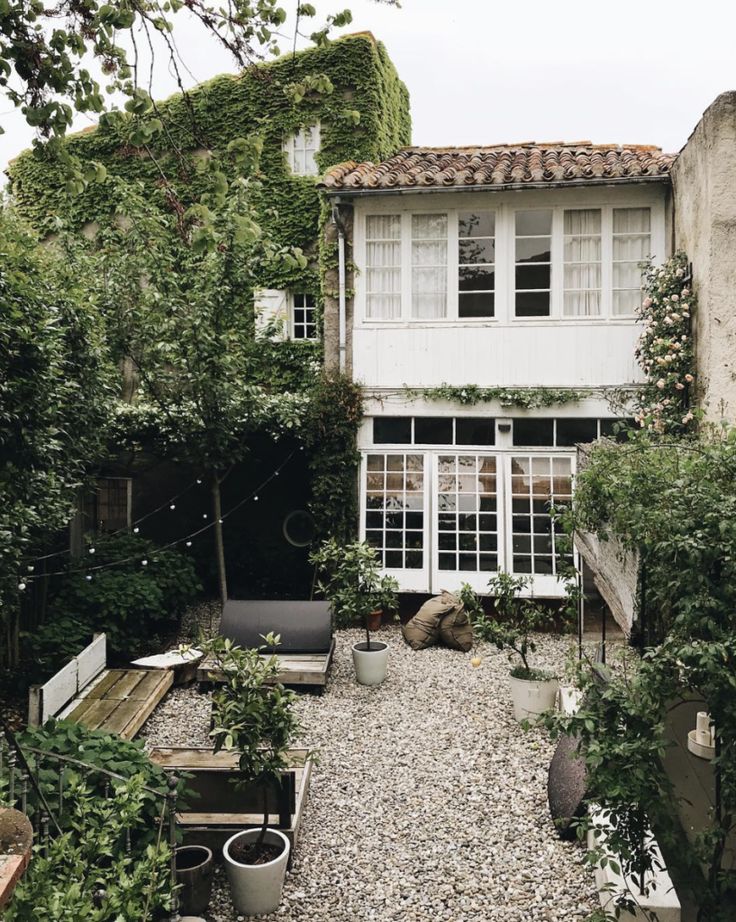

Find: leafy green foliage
[466,573,559,680]
[0,212,114,667]
[406,384,590,409]
[310,538,399,636]
[26,534,201,674]
[634,252,697,435]
[557,426,736,918]
[208,633,302,840]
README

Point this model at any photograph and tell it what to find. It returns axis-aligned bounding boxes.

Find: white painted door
[430,453,502,594]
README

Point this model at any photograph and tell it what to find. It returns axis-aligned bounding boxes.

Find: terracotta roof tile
[321,143,675,192]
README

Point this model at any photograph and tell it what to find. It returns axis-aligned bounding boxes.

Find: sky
[2,0,736,172]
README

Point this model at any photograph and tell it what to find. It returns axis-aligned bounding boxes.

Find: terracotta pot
[366,609,382,632]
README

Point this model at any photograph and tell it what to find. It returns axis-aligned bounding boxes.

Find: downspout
[331,200,348,373]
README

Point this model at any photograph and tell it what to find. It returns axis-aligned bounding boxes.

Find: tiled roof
[321,143,675,192]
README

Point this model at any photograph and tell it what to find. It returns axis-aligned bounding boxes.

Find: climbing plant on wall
[634,252,697,435]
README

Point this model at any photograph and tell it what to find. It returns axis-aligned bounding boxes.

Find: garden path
[142,625,600,922]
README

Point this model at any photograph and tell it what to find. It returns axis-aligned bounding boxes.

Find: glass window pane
[373,418,412,444]
[516,239,552,263]
[613,289,641,316]
[613,208,651,233]
[459,266,495,291]
[515,291,550,317]
[456,418,495,445]
[367,215,401,239]
[414,417,453,444]
[564,209,601,235]
[516,209,552,236]
[459,292,495,318]
[459,211,495,237]
[513,419,554,446]
[613,236,650,261]
[412,213,447,239]
[459,239,495,264]
[556,418,598,446]
[516,264,551,290]
[613,263,644,289]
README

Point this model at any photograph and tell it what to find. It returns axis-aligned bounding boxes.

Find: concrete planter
[223,828,290,916]
[509,674,559,723]
[352,641,389,685]
[175,845,213,915]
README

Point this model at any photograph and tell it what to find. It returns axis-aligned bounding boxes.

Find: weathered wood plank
[38,658,78,724]
[104,669,148,700]
[150,747,308,771]
[77,634,107,689]
[71,697,118,731]
[127,670,168,701]
[85,670,126,700]
[117,671,173,739]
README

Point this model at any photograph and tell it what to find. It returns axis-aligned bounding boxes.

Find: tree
[0,212,114,666]
[91,172,307,604]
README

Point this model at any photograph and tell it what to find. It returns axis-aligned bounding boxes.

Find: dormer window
[283,124,320,176]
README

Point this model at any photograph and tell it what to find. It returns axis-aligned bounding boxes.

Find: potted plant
[310,539,399,685]
[207,633,302,916]
[467,572,560,722]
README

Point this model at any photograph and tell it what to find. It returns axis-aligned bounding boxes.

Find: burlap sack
[439,596,474,652]
[402,591,457,650]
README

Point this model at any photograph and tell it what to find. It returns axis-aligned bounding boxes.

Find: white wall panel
[353,322,643,389]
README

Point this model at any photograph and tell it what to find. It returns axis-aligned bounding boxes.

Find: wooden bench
[28,634,173,739]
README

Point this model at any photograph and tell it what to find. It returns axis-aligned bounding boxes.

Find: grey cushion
[219,600,332,654]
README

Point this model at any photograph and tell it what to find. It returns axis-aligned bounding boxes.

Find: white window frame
[290,292,319,340]
[283,123,321,176]
[354,191,664,326]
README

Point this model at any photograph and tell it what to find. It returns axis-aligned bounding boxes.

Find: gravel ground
[141,625,601,921]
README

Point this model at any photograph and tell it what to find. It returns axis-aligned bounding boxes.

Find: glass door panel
[362,452,430,591]
[432,453,500,593]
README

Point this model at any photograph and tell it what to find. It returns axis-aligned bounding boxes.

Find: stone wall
[673,92,736,423]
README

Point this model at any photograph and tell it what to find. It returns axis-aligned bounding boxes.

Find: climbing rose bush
[634,251,697,435]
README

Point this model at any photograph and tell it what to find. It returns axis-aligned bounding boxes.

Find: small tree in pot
[310,539,399,685]
[208,633,302,915]
[464,572,560,722]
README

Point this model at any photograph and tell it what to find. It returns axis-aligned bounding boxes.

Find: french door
[361,451,574,596]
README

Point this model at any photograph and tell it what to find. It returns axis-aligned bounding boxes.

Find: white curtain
[612,208,651,316]
[411,214,447,319]
[366,215,402,319]
[563,209,601,316]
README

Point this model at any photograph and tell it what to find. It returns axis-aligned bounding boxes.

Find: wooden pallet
[149,747,312,856]
[60,668,173,739]
[197,638,335,689]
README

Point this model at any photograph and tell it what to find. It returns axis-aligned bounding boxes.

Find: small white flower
[685,373,694,383]
[671,294,679,301]
[656,379,666,389]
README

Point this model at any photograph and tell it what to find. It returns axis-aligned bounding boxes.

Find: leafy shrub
[26,534,201,673]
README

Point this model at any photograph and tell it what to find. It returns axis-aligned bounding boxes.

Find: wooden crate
[148,747,312,855]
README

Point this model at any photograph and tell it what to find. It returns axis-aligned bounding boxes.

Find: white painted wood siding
[354,321,642,388]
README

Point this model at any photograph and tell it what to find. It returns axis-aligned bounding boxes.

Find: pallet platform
[60,668,173,739]
[197,638,335,689]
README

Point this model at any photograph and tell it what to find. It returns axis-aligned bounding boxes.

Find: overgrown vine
[404,384,591,409]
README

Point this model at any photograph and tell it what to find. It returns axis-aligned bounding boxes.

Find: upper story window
[84,478,132,534]
[292,293,318,339]
[359,201,657,323]
[459,211,495,318]
[412,214,447,318]
[283,124,320,176]
[515,209,552,318]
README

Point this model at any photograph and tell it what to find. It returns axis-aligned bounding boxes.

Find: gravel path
[141,626,600,921]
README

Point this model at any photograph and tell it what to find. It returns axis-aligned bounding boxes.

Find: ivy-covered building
[6,32,410,598]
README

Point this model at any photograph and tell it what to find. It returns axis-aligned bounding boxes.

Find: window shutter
[254,288,288,340]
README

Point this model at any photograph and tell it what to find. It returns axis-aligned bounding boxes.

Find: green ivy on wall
[404,384,592,409]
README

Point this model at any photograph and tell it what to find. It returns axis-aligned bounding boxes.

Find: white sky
[2,0,735,172]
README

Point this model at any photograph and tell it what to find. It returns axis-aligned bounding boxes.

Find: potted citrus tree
[208,633,302,915]
[310,539,399,685]
[467,572,560,722]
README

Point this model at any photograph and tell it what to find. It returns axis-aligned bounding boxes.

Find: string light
[186,541,192,547]
[133,527,140,534]
[85,575,93,581]
[18,582,26,591]
[27,565,34,572]
[141,559,148,567]
[89,547,96,554]
[170,504,176,510]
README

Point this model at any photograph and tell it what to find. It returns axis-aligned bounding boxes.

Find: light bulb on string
[89,547,95,554]
[186,541,192,547]
[196,479,202,484]
[27,565,34,572]
[203,514,208,519]
[253,495,259,502]
[141,559,148,567]
[133,527,140,534]
[85,575,93,581]
[170,504,176,511]
[18,582,26,591]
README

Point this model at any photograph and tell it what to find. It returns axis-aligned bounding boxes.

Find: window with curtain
[563,209,602,316]
[283,124,320,176]
[612,207,651,315]
[412,213,448,318]
[366,215,402,319]
[515,210,552,317]
[458,211,495,318]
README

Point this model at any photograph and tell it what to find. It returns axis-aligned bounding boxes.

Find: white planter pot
[223,828,290,916]
[352,641,389,685]
[558,684,583,716]
[509,674,559,723]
